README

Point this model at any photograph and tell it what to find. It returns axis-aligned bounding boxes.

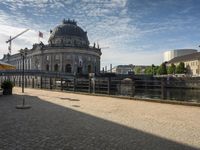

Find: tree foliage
[176,62,185,74]
[134,67,142,74]
[144,65,159,75]
[157,63,167,75]
[144,67,152,74]
[167,63,176,74]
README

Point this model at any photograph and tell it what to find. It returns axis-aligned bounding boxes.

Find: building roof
[168,52,200,63]
[48,19,89,47]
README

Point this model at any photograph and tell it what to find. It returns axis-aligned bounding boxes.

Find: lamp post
[21,48,26,93]
[16,48,31,109]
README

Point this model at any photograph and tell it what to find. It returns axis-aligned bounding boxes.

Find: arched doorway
[65,64,72,73]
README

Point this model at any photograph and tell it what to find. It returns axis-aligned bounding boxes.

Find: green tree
[167,63,176,74]
[144,66,153,75]
[154,66,159,75]
[134,67,142,74]
[151,64,155,75]
[157,63,167,75]
[176,62,185,74]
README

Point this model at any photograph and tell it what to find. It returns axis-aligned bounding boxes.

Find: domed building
[1,19,102,75]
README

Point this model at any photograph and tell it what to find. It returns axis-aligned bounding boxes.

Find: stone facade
[1,19,102,75]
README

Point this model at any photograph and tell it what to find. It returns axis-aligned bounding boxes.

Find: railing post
[40,76,43,89]
[88,77,92,93]
[19,77,21,87]
[161,78,165,99]
[131,79,135,97]
[50,77,53,90]
[13,77,16,86]
[107,77,111,95]
[25,76,27,87]
[61,78,63,91]
[32,78,34,88]
[92,77,95,93]
[73,77,76,92]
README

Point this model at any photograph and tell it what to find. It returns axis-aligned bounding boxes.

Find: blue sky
[0,0,200,68]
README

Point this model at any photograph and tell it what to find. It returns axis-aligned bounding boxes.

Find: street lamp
[16,48,31,109]
[20,48,27,93]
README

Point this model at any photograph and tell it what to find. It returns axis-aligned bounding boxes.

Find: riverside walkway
[0,87,199,150]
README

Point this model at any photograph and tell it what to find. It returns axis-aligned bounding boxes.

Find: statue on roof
[62,18,77,25]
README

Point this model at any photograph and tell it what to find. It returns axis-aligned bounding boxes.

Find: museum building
[1,19,102,75]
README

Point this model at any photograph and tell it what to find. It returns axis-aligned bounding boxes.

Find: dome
[48,19,89,47]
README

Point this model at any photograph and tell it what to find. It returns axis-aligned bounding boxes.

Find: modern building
[163,49,197,62]
[167,52,200,76]
[1,19,102,75]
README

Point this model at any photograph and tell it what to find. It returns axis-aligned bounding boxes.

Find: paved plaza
[0,87,200,150]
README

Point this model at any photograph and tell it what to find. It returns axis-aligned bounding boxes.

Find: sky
[0,0,200,68]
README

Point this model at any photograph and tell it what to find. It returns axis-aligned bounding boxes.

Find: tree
[134,67,142,74]
[167,63,176,74]
[157,63,167,75]
[152,64,155,75]
[154,66,159,75]
[144,66,153,75]
[176,62,185,74]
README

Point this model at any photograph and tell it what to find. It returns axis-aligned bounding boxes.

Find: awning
[0,61,16,70]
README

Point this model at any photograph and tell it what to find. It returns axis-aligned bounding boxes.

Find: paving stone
[0,87,199,150]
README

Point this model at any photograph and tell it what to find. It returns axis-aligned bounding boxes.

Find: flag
[39,31,43,38]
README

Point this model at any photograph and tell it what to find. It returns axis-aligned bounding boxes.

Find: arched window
[46,64,49,71]
[65,64,71,73]
[54,64,59,72]
[88,65,92,73]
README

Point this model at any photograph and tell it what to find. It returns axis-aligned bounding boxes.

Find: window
[46,55,50,61]
[54,64,59,72]
[88,65,92,73]
[65,64,71,73]
[77,67,82,74]
[46,64,49,71]
[55,55,59,60]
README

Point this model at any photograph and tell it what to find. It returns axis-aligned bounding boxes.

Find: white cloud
[0,24,48,58]
[1,0,198,66]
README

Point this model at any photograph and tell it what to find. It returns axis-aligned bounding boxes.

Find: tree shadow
[0,94,198,150]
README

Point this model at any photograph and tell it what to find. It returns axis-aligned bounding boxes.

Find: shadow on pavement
[0,94,198,150]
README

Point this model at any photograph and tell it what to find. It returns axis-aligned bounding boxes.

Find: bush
[1,80,14,89]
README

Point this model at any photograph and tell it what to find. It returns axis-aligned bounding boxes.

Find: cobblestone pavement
[0,87,199,150]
